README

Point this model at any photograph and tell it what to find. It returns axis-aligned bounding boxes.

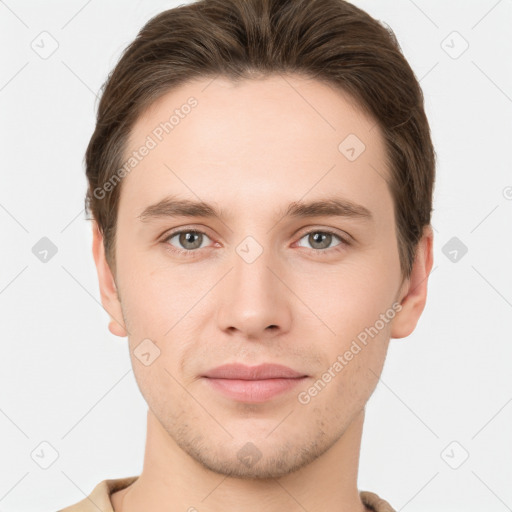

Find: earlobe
[390,225,434,339]
[91,221,128,338]
[108,318,128,337]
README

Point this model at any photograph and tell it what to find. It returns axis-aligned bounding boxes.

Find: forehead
[119,74,391,223]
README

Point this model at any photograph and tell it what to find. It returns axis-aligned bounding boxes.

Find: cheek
[118,261,205,373]
[302,309,392,416]
[117,256,199,338]
[294,256,397,400]
[302,258,398,335]
[130,359,189,425]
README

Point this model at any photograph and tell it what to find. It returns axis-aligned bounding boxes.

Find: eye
[163,229,213,254]
[161,227,350,258]
[296,229,348,252]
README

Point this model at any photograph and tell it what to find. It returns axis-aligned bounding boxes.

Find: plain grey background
[1,0,511,510]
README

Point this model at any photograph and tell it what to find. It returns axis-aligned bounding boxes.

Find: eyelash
[161,227,351,258]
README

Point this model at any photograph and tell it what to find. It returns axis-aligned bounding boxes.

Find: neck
[112,408,368,512]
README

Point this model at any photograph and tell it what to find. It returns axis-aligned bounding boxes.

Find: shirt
[57,476,396,512]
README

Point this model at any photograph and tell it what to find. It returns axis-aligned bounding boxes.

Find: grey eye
[297,231,342,250]
[167,231,211,251]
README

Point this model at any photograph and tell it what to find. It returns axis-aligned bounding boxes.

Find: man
[59,0,435,510]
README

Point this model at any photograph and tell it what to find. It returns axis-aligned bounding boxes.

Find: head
[88,0,435,479]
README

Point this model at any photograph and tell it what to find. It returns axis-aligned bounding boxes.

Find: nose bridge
[234,236,273,298]
[215,234,291,336]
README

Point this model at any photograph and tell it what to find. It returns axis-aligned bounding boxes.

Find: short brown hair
[85,0,436,279]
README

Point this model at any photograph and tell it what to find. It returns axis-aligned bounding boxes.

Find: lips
[202,363,306,380]
[201,363,308,403]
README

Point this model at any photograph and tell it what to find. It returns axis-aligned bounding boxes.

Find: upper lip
[202,363,306,380]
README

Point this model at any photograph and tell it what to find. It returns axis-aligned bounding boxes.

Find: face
[94,74,430,479]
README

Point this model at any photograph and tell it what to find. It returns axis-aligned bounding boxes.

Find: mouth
[201,363,308,403]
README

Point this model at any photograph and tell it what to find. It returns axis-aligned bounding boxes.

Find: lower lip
[203,377,307,403]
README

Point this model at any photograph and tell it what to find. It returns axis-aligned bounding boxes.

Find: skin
[92,74,433,512]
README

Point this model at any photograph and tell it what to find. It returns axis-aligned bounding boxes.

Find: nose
[215,243,292,340]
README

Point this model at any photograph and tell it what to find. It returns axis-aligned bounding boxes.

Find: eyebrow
[137,195,373,223]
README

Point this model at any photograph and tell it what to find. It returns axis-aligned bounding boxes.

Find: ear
[391,225,434,339]
[91,221,128,338]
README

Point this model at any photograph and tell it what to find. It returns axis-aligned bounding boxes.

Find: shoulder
[57,476,139,512]
[360,490,396,512]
